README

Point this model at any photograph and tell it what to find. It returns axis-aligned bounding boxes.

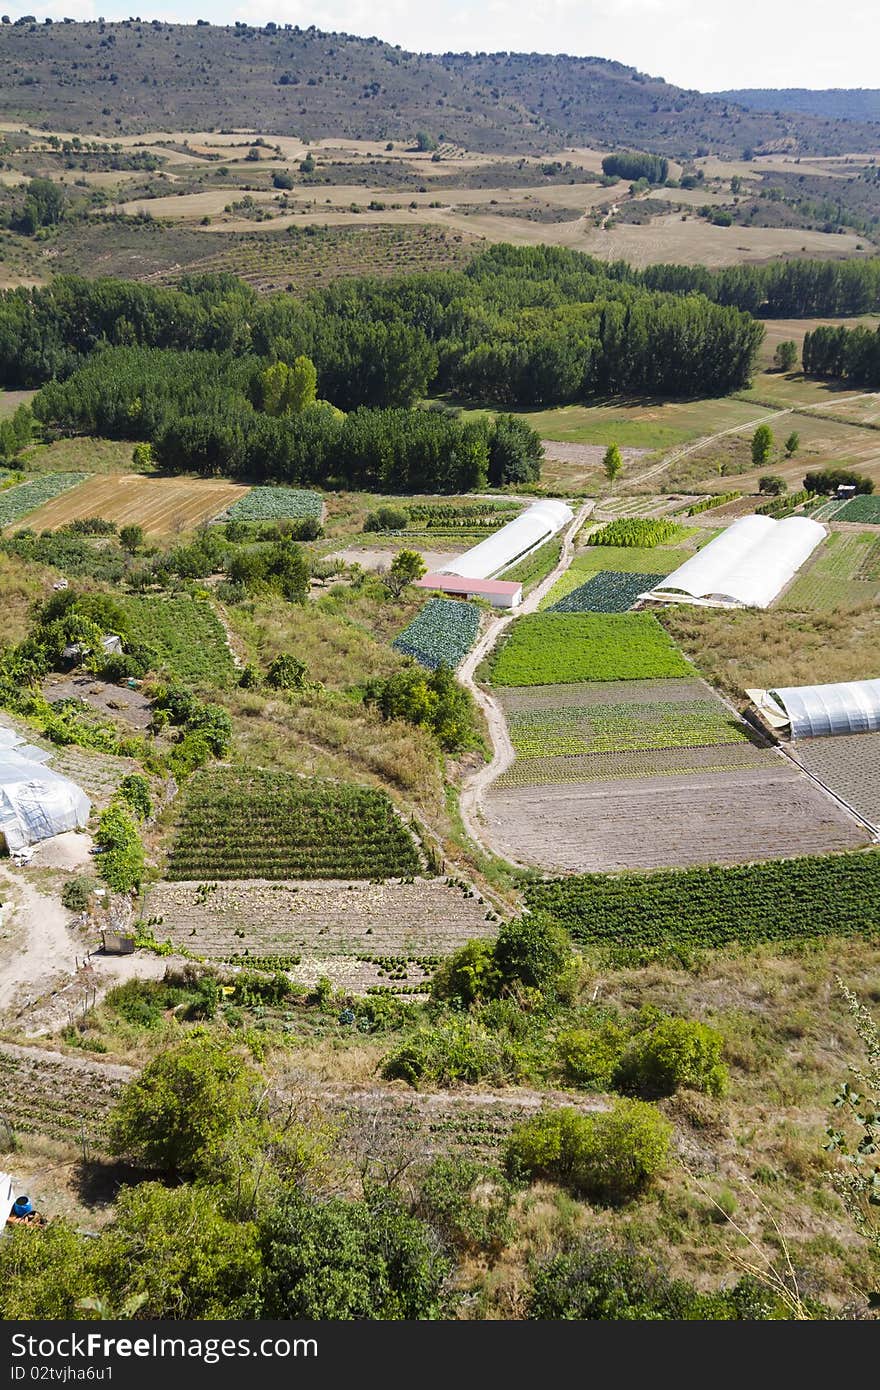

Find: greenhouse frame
[640,514,826,610]
[748,679,880,739]
[441,500,573,582]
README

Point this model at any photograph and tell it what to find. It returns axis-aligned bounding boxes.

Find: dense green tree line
[601,152,669,183]
[4,248,761,412]
[802,323,880,386]
[641,255,880,317]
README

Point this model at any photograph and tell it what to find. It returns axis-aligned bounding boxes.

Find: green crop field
[0,473,87,527]
[122,595,236,688]
[549,570,660,613]
[540,546,692,609]
[524,851,880,954]
[586,517,683,548]
[393,598,480,670]
[836,495,880,525]
[166,769,422,881]
[490,613,693,686]
[221,488,323,522]
[777,531,880,611]
[507,698,749,758]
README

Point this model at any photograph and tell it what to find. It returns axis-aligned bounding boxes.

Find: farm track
[457,503,593,864]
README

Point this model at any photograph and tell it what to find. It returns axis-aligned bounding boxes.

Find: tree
[751,424,774,466]
[505,1100,672,1204]
[784,431,800,458]
[260,355,317,416]
[414,131,437,152]
[108,1037,262,1177]
[0,1220,91,1319]
[487,414,543,486]
[759,474,787,495]
[131,442,153,469]
[260,1191,450,1319]
[494,912,574,999]
[364,664,474,751]
[119,523,144,552]
[384,548,426,598]
[603,442,623,490]
[299,152,316,174]
[266,653,307,690]
[773,340,798,372]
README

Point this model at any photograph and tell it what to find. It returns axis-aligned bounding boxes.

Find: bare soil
[42,675,153,731]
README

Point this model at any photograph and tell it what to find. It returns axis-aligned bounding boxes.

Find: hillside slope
[719,88,880,123]
[2,20,880,157]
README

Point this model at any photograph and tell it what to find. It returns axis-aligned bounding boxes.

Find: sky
[7,0,880,93]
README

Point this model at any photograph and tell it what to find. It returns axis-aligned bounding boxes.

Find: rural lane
[457,502,592,860]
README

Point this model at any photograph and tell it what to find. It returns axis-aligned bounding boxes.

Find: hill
[1,19,880,157]
[719,88,880,123]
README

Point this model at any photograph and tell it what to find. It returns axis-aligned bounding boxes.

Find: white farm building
[641,514,826,610]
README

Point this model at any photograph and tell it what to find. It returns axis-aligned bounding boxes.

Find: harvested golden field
[13,473,249,536]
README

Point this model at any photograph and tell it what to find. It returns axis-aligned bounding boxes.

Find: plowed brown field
[15,473,249,536]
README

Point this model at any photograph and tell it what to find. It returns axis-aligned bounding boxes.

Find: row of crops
[0,472,87,528]
[586,517,681,548]
[525,850,880,951]
[122,594,236,688]
[507,699,750,758]
[490,613,692,686]
[221,487,323,522]
[549,570,659,614]
[166,769,423,881]
[540,544,692,609]
[393,598,480,671]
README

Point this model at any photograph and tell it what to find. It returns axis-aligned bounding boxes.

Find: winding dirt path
[457,503,592,859]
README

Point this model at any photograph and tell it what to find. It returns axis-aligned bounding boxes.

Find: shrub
[60,876,91,913]
[415,1156,513,1258]
[557,1023,628,1090]
[381,1016,525,1087]
[614,1017,728,1098]
[494,913,574,999]
[431,939,500,1008]
[363,505,408,532]
[265,654,307,691]
[93,804,144,893]
[117,772,152,821]
[504,1099,672,1203]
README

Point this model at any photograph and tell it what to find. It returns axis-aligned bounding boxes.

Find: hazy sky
[8,1,880,93]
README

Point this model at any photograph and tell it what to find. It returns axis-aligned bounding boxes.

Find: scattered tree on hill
[119,523,144,553]
[773,340,798,372]
[751,424,774,466]
[759,475,787,495]
[364,664,474,752]
[603,442,623,490]
[784,431,800,458]
[383,548,426,598]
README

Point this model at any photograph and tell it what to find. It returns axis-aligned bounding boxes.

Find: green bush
[60,876,91,913]
[363,505,408,532]
[557,1023,628,1090]
[504,1099,672,1203]
[494,912,575,999]
[614,1017,728,1098]
[415,1156,513,1258]
[431,939,500,1007]
[117,772,152,821]
[381,1016,525,1088]
[94,804,144,893]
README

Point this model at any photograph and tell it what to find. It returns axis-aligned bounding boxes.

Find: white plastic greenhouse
[441,500,573,582]
[641,514,826,610]
[747,679,880,739]
[0,724,91,854]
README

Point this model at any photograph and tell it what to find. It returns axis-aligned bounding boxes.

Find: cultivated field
[490,613,692,685]
[778,530,880,611]
[144,878,497,993]
[0,1041,129,1148]
[485,765,867,872]
[13,473,250,536]
[789,732,880,832]
[122,595,236,688]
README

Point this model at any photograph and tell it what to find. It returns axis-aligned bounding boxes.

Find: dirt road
[457,503,592,860]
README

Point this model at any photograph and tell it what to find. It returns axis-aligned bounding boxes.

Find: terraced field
[485,766,867,872]
[145,878,497,992]
[14,474,249,536]
[0,1042,129,1149]
[789,732,880,832]
[165,770,422,881]
[122,594,236,688]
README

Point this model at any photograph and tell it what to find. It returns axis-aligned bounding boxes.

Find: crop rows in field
[393,597,480,670]
[0,1044,127,1147]
[145,878,496,990]
[777,531,880,611]
[166,770,422,881]
[586,517,681,548]
[596,495,692,519]
[837,495,880,524]
[524,848,880,951]
[122,595,236,688]
[221,487,323,522]
[490,613,692,686]
[790,732,880,832]
[506,698,751,759]
[495,742,773,787]
[0,473,87,528]
[549,570,660,613]
[540,545,692,609]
